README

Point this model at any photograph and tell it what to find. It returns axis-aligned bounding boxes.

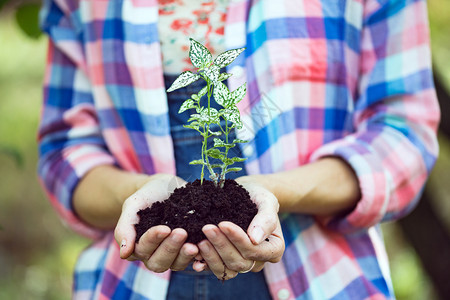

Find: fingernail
[220,224,231,235]
[193,261,206,272]
[251,226,265,244]
[121,239,126,248]
[172,233,184,243]
[205,227,217,239]
[199,242,210,254]
[157,231,168,239]
[198,263,206,272]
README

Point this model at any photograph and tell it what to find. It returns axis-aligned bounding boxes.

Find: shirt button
[277,288,290,300]
[231,66,244,78]
[243,145,254,157]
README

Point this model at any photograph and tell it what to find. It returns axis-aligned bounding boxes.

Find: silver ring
[239,260,256,274]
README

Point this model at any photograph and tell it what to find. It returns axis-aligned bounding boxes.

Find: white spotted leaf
[227,108,243,129]
[167,71,200,92]
[230,83,246,105]
[189,38,212,68]
[198,86,208,98]
[213,81,230,106]
[178,99,196,113]
[232,139,249,144]
[213,48,245,68]
[204,65,220,82]
[218,73,232,81]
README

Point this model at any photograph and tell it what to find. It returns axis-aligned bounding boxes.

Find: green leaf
[233,139,249,144]
[196,106,205,114]
[167,71,201,92]
[225,167,242,174]
[230,83,246,105]
[208,129,222,136]
[213,48,245,68]
[213,138,225,147]
[15,4,42,39]
[224,158,235,165]
[189,38,213,69]
[191,94,200,101]
[231,157,247,162]
[206,148,224,159]
[183,123,200,131]
[189,159,205,165]
[210,164,223,169]
[218,73,233,81]
[178,99,196,113]
[213,81,230,106]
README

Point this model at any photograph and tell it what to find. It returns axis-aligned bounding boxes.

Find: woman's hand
[114,174,199,272]
[195,177,285,280]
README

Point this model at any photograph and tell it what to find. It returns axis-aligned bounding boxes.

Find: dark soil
[135,179,257,244]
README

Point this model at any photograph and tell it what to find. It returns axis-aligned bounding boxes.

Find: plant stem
[200,126,206,184]
[219,118,230,188]
[202,78,217,185]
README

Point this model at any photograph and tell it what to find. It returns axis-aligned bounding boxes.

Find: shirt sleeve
[309,0,440,234]
[37,1,116,239]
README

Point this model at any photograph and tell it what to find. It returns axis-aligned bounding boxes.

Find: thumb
[114,201,140,259]
[247,193,279,245]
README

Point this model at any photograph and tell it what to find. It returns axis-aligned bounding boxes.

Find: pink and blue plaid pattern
[38,0,439,299]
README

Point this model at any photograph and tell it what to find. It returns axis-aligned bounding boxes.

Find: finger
[126,254,140,261]
[203,225,254,273]
[248,194,279,245]
[170,243,199,271]
[144,228,187,273]
[115,189,158,259]
[218,221,285,263]
[115,208,139,259]
[133,225,171,260]
[251,261,265,273]
[198,240,238,281]
[192,253,207,272]
[192,260,208,272]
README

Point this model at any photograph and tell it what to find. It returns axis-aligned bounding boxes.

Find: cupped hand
[195,176,285,280]
[114,174,199,272]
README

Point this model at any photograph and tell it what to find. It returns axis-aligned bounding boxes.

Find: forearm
[245,157,361,216]
[73,165,151,230]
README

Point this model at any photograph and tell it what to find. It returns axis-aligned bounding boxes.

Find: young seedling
[167,38,248,187]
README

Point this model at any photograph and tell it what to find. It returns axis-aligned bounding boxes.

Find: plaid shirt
[38,0,439,299]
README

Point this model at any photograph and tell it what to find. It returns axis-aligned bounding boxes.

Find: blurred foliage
[15,3,42,39]
[428,0,450,86]
[0,1,449,299]
[0,0,10,10]
[1,0,41,38]
[0,146,23,168]
[0,13,89,300]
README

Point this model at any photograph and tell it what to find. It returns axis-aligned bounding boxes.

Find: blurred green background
[0,1,449,299]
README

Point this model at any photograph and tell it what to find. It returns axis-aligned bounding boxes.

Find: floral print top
[158,0,229,74]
